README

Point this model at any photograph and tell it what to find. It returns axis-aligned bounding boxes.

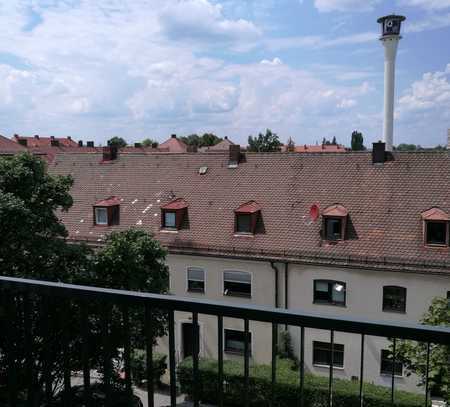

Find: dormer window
[322,204,348,241]
[161,198,188,230]
[421,208,449,247]
[234,201,262,235]
[93,197,121,226]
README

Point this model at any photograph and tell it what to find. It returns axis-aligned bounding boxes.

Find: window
[160,198,188,230]
[236,214,252,233]
[325,218,342,240]
[187,267,205,293]
[234,201,262,235]
[425,221,447,245]
[380,350,403,376]
[313,280,346,306]
[383,286,406,313]
[313,341,344,368]
[163,211,176,229]
[93,197,120,226]
[322,204,348,241]
[95,207,108,225]
[224,329,251,355]
[447,291,450,309]
[224,271,251,298]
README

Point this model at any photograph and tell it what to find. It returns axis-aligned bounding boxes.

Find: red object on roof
[235,201,262,214]
[161,198,188,210]
[12,135,78,148]
[310,204,320,221]
[421,207,450,221]
[0,135,28,153]
[322,204,348,217]
[95,196,122,207]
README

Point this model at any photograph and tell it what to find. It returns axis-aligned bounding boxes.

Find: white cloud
[405,13,450,33]
[314,0,381,12]
[398,0,450,10]
[260,57,283,65]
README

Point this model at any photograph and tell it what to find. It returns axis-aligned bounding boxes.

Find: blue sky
[0,0,449,147]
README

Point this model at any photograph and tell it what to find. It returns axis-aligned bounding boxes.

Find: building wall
[156,253,450,393]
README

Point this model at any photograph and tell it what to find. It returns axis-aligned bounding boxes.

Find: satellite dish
[310,204,320,221]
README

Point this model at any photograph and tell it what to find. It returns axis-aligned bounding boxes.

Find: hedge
[178,357,427,407]
[130,349,167,387]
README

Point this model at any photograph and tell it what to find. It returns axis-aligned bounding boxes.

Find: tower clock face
[384,19,400,35]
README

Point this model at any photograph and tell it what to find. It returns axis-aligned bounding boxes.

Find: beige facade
[157,253,450,393]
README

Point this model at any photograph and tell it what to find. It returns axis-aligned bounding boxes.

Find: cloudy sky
[1,0,449,147]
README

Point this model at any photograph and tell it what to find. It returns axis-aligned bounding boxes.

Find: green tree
[141,138,159,148]
[107,137,127,148]
[396,297,450,398]
[248,129,282,152]
[182,133,222,148]
[395,143,420,151]
[351,130,366,151]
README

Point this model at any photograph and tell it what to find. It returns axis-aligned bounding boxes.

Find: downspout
[270,262,279,308]
[284,262,289,330]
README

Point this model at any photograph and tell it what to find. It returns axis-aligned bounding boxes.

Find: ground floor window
[380,349,403,376]
[224,329,251,355]
[313,341,344,368]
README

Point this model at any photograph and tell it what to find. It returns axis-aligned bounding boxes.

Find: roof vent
[199,166,208,175]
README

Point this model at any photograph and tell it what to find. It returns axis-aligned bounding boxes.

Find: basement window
[322,204,348,241]
[383,286,406,313]
[313,280,346,306]
[224,329,251,356]
[234,201,262,235]
[161,198,188,230]
[223,270,251,298]
[93,197,121,226]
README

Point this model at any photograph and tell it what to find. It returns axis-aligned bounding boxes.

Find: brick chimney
[50,136,59,147]
[86,141,94,147]
[78,140,83,147]
[229,144,241,168]
[372,141,386,164]
[103,146,118,161]
[18,138,27,147]
[34,135,39,139]
[171,134,177,139]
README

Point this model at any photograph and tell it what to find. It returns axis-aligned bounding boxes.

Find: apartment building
[51,144,450,393]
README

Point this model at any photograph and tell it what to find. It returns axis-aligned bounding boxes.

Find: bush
[178,357,427,407]
[130,350,167,387]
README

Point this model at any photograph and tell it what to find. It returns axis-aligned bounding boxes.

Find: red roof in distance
[95,196,122,207]
[322,204,348,217]
[158,135,188,153]
[13,134,78,148]
[0,135,28,153]
[235,201,262,214]
[421,207,450,221]
[161,198,188,210]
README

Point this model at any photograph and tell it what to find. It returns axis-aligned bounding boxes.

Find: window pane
[188,267,204,281]
[224,281,251,297]
[188,280,204,292]
[314,280,346,305]
[332,283,345,304]
[95,208,108,225]
[313,341,344,368]
[326,218,342,240]
[164,212,176,228]
[224,271,251,283]
[224,330,251,355]
[236,214,252,233]
[383,286,406,312]
[426,222,447,245]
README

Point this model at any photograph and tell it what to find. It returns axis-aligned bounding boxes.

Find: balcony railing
[1,275,450,407]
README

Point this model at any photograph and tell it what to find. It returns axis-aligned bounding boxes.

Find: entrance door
[182,322,199,359]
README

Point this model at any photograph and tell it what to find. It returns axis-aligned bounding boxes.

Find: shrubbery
[130,350,167,387]
[178,357,426,407]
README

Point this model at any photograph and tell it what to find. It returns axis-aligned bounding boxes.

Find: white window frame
[222,270,252,298]
[186,267,206,294]
[95,207,108,225]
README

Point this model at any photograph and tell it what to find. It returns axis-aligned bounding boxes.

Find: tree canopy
[181,133,222,148]
[351,130,366,151]
[141,138,159,148]
[396,297,450,398]
[248,129,282,152]
[321,137,338,146]
[107,137,127,148]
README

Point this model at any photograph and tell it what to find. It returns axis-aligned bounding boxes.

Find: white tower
[377,14,406,151]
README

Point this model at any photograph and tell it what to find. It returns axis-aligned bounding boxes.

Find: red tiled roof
[49,150,450,269]
[203,137,234,152]
[13,135,78,148]
[158,136,188,153]
[421,207,450,221]
[235,201,262,214]
[0,135,28,153]
[161,198,188,210]
[95,196,122,207]
[322,204,348,217]
[288,144,347,153]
